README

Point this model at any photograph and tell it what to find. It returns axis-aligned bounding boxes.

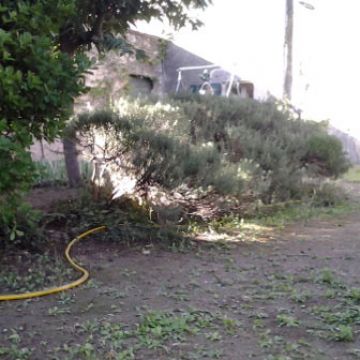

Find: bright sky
[135,0,360,138]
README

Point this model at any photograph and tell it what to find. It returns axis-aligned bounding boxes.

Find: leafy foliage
[0,137,40,245]
[0,1,89,145]
[59,0,211,54]
[72,96,349,204]
[71,101,248,196]
[175,95,349,201]
[0,138,34,195]
[303,133,350,177]
[0,1,89,246]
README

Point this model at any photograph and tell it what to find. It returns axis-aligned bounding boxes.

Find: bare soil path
[1,184,360,359]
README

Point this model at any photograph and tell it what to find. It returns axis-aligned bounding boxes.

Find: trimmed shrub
[303,134,350,177]
[71,95,349,203]
[174,95,349,201]
[72,108,247,196]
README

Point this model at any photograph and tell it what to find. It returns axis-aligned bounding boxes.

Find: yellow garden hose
[0,226,106,301]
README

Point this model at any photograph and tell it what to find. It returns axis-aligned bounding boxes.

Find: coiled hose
[0,226,106,301]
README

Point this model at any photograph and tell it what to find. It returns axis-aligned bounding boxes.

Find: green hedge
[71,95,350,203]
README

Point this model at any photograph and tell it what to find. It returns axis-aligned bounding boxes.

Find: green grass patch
[34,159,92,185]
[343,165,360,182]
[252,201,356,228]
[276,314,300,328]
[57,309,237,359]
[210,200,356,233]
[332,325,354,342]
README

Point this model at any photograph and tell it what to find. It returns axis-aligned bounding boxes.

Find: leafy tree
[58,0,212,186]
[0,1,89,145]
[0,1,89,245]
[0,0,211,244]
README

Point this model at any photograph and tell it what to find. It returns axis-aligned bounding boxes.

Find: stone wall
[75,30,165,113]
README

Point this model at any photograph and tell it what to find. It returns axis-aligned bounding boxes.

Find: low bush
[0,137,40,247]
[72,109,248,197]
[308,182,348,208]
[303,134,350,177]
[175,95,349,201]
[70,95,349,205]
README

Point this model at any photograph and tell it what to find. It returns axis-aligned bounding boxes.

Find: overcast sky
[135,0,360,137]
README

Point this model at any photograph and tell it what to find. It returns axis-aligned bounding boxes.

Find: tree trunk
[60,39,82,187]
[63,132,81,187]
[284,0,294,100]
[62,102,82,187]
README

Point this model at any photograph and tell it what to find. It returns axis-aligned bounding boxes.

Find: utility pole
[283,0,315,102]
[284,0,294,101]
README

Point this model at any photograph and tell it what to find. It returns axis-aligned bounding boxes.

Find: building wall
[75,30,164,113]
[162,42,212,94]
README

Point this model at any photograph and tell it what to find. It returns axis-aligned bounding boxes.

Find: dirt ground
[1,185,360,359]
